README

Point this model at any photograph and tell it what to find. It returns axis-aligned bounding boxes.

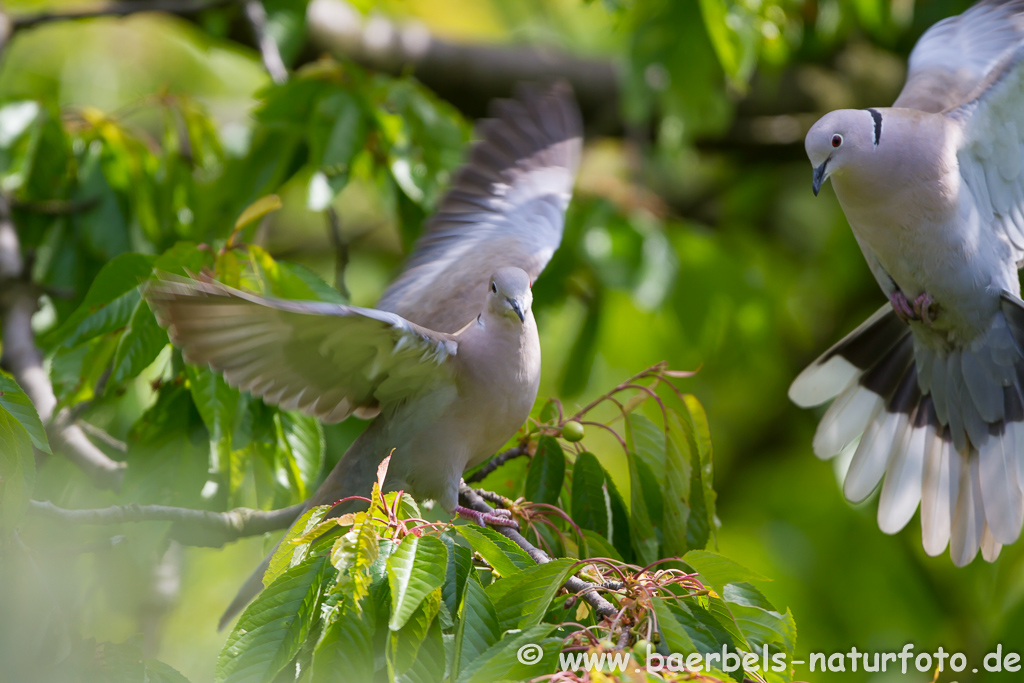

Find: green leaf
[651,595,698,655]
[109,300,168,386]
[311,584,377,683]
[723,582,796,655]
[454,576,501,680]
[0,371,50,453]
[277,410,324,496]
[122,384,208,507]
[662,412,694,557]
[456,524,534,578]
[455,624,560,683]
[698,0,759,87]
[683,396,718,544]
[234,194,282,232]
[486,558,577,630]
[265,505,330,587]
[524,435,564,505]
[387,534,448,631]
[441,530,472,616]
[683,550,767,597]
[389,587,441,676]
[626,451,661,565]
[47,252,155,349]
[570,452,608,536]
[0,405,35,531]
[217,553,329,683]
[394,610,446,683]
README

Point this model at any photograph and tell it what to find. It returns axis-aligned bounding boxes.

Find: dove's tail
[790,293,1024,567]
[218,424,384,630]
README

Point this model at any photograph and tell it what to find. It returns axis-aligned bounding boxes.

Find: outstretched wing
[894,0,1024,113]
[147,275,457,423]
[377,81,583,332]
[949,39,1024,267]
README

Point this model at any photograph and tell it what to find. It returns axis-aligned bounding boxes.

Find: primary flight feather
[146,83,582,626]
[792,0,1024,566]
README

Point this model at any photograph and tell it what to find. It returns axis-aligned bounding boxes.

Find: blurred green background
[5,0,1024,681]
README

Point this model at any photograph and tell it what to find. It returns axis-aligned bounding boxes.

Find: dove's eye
[491,282,497,293]
[831,134,843,148]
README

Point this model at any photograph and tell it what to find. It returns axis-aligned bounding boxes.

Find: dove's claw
[890,291,917,323]
[913,292,937,326]
[455,505,519,529]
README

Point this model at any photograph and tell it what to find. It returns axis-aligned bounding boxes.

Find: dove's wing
[894,0,1024,113]
[147,276,458,423]
[948,39,1024,266]
[377,81,582,332]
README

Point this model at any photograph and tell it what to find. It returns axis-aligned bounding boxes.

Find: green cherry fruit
[561,420,585,442]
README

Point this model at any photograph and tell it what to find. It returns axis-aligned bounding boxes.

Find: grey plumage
[792,0,1024,566]
[146,83,583,627]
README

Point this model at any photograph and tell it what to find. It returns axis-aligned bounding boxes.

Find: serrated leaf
[47,252,155,349]
[723,582,796,655]
[109,300,168,386]
[524,435,564,505]
[456,524,534,577]
[265,505,331,587]
[311,582,378,683]
[651,594,698,655]
[0,371,50,453]
[441,530,472,616]
[455,624,559,683]
[394,611,445,683]
[454,576,500,680]
[217,553,329,683]
[571,452,608,536]
[331,513,380,612]
[277,410,324,496]
[682,550,767,597]
[387,534,448,631]
[389,587,440,675]
[486,558,576,630]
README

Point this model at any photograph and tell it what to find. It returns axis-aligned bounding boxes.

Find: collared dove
[791,0,1024,566]
[146,82,582,627]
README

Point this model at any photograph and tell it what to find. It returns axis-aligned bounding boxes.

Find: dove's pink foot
[455,505,519,528]
[913,292,937,326]
[890,291,917,323]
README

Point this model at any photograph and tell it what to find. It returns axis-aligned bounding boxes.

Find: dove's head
[805,108,890,196]
[487,267,533,324]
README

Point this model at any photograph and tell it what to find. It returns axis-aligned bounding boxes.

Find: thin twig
[28,500,304,547]
[243,0,288,84]
[77,420,127,453]
[464,445,527,484]
[458,484,617,619]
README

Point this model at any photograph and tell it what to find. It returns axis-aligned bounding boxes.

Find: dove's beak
[507,298,526,323]
[812,157,830,196]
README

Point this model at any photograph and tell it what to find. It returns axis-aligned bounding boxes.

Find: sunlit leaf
[387,534,448,631]
[0,371,50,454]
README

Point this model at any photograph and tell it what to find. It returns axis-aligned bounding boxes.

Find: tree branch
[458,484,618,620]
[464,446,528,484]
[243,0,288,84]
[0,198,126,490]
[28,499,304,547]
[9,0,237,29]
[325,207,351,300]
[305,0,621,131]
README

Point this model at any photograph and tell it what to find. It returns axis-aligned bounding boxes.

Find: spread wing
[949,38,1024,267]
[894,0,1024,113]
[376,81,582,332]
[146,275,458,423]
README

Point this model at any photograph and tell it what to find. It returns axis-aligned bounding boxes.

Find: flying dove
[791,0,1024,566]
[146,83,582,626]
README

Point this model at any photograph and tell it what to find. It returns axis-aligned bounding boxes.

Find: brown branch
[9,0,238,29]
[463,444,527,484]
[305,0,621,131]
[0,198,126,490]
[458,484,617,619]
[28,500,304,547]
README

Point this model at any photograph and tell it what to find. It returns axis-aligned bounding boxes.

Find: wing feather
[146,275,457,423]
[377,81,582,332]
